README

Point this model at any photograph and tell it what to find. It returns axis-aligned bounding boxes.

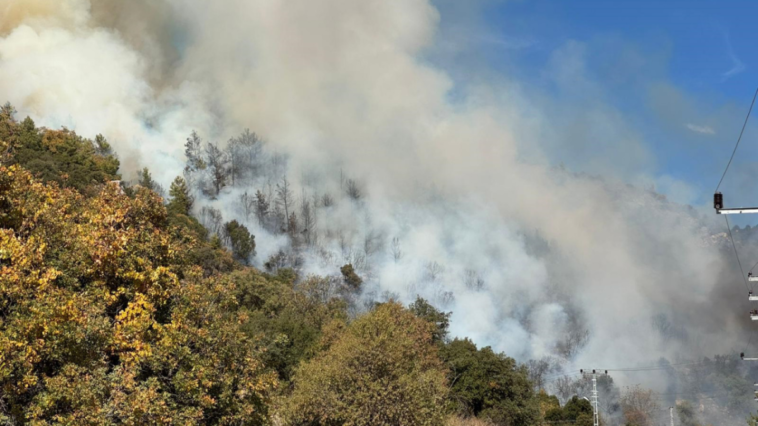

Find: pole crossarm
[717,207,758,215]
[715,193,758,215]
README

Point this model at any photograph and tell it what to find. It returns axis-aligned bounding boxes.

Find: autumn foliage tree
[285,302,449,426]
[621,385,660,426]
[0,166,277,424]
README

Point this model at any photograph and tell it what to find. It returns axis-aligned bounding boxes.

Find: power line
[716,86,758,192]
[725,215,752,292]
[602,361,704,372]
[540,360,736,386]
[747,326,757,356]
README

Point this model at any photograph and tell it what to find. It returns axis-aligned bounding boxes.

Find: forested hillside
[0,103,757,426]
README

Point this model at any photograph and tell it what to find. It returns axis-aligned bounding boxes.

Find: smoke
[0,0,749,385]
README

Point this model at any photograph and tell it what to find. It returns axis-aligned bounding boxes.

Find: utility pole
[580,369,607,426]
[591,373,599,426]
[670,406,674,426]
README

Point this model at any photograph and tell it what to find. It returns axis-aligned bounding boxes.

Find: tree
[255,190,270,229]
[391,237,403,262]
[563,396,593,425]
[224,220,256,263]
[0,102,17,161]
[527,357,560,393]
[285,302,449,425]
[440,338,539,425]
[408,297,450,343]
[300,195,315,246]
[677,401,701,426]
[94,134,113,156]
[320,193,334,207]
[275,176,293,230]
[287,211,299,240]
[621,386,659,426]
[3,116,120,192]
[537,391,561,425]
[184,130,206,173]
[234,272,348,382]
[0,166,276,424]
[137,167,164,196]
[345,178,362,200]
[205,142,229,197]
[167,176,193,215]
[227,129,262,185]
[238,191,255,221]
[199,206,224,236]
[340,263,363,289]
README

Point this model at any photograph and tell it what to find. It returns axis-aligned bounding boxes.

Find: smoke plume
[0,0,748,387]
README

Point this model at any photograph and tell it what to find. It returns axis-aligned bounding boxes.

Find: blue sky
[432,0,758,218]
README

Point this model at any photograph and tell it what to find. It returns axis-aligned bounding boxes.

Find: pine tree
[301,196,315,246]
[238,191,255,221]
[276,176,293,228]
[94,134,112,156]
[184,131,206,172]
[255,190,270,229]
[183,131,206,190]
[340,264,362,289]
[138,167,156,190]
[287,211,299,240]
[168,176,193,215]
[224,220,256,263]
[138,167,164,197]
[205,142,229,197]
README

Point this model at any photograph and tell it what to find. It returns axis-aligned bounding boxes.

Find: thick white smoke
[0,0,744,380]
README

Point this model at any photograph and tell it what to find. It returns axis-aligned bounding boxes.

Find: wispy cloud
[685,123,715,134]
[722,32,746,80]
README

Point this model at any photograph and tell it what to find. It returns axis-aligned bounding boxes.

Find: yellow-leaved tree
[285,302,449,426]
[0,165,277,425]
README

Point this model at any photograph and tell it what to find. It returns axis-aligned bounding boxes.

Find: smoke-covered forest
[5,0,758,425]
[3,104,758,425]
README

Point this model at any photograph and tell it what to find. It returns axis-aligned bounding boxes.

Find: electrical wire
[540,362,708,385]
[749,258,758,276]
[725,215,752,292]
[601,361,704,372]
[747,326,757,356]
[716,86,758,192]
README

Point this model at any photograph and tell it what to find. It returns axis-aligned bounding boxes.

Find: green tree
[235,273,347,382]
[94,134,112,156]
[138,167,163,196]
[563,396,593,423]
[0,111,120,191]
[168,175,193,215]
[254,190,270,228]
[440,338,538,426]
[286,302,449,426]
[409,296,451,343]
[224,220,256,263]
[184,130,206,172]
[677,401,701,426]
[205,142,228,197]
[340,263,363,289]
